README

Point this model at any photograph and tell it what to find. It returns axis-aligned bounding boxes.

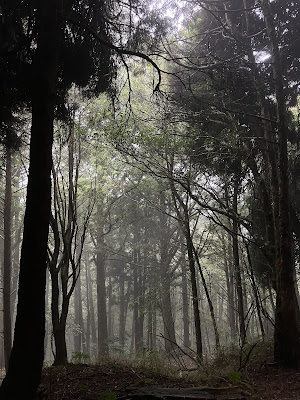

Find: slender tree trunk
[160,270,177,353]
[167,160,201,360]
[0,1,59,396]
[186,236,203,362]
[232,176,246,343]
[181,260,191,347]
[74,273,85,354]
[86,255,97,346]
[107,275,113,338]
[147,306,154,350]
[85,261,91,356]
[192,245,220,352]
[96,251,109,357]
[119,272,126,348]
[133,249,144,354]
[3,147,12,370]
[138,261,145,350]
[52,287,70,365]
[245,242,265,340]
[222,233,236,341]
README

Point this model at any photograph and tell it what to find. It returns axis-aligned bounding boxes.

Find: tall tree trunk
[11,174,22,329]
[186,235,203,362]
[133,249,144,354]
[160,269,177,353]
[97,251,109,357]
[0,1,59,396]
[181,259,191,347]
[245,241,265,340]
[167,160,201,360]
[74,273,85,354]
[3,147,12,370]
[222,232,236,341]
[119,272,126,349]
[107,275,113,338]
[52,268,70,366]
[260,0,300,367]
[86,255,97,346]
[232,176,246,343]
[193,245,220,352]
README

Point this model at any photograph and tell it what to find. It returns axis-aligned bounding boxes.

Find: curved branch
[63,14,162,92]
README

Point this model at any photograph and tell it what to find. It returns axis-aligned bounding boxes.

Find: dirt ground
[37,361,300,400]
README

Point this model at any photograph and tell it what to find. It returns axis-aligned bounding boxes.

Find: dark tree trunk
[138,260,145,350]
[245,241,265,340]
[107,275,113,338]
[186,234,203,362]
[181,260,191,348]
[158,191,177,353]
[53,325,68,365]
[52,274,70,366]
[0,1,59,396]
[85,262,91,356]
[160,269,177,353]
[232,176,246,343]
[84,259,92,356]
[3,147,12,370]
[167,159,201,359]
[11,178,22,329]
[193,245,220,352]
[260,0,300,367]
[222,233,236,341]
[86,255,97,346]
[49,218,70,366]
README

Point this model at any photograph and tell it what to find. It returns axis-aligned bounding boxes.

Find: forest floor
[36,358,300,400]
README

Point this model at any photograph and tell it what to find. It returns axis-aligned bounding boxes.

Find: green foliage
[71,352,90,364]
[99,390,117,400]
[227,371,241,385]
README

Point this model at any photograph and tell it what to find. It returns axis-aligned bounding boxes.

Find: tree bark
[232,175,246,343]
[181,258,191,348]
[187,237,203,362]
[222,231,236,341]
[96,250,109,357]
[86,254,97,346]
[193,245,220,352]
[119,271,126,349]
[133,249,144,354]
[74,272,85,354]
[260,0,300,368]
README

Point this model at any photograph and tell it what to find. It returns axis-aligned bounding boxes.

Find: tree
[49,116,94,365]
[167,0,300,366]
[0,0,166,393]
[260,0,300,367]
[3,144,12,370]
[0,1,60,396]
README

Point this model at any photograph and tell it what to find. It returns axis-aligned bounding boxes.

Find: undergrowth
[44,340,274,389]
[194,340,274,386]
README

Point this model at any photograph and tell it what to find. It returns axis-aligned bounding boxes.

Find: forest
[0,0,300,399]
